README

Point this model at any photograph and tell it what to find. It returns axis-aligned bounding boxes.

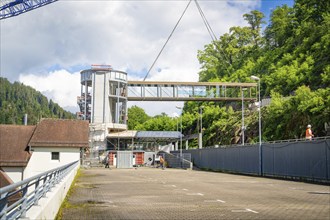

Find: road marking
[246,208,258,213]
[182,188,188,191]
[171,185,177,187]
[204,199,226,203]
[187,193,204,196]
[231,208,258,214]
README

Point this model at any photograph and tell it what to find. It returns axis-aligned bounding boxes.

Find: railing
[204,136,330,149]
[0,160,79,220]
[160,152,192,169]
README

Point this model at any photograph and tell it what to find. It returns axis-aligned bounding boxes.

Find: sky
[0,0,293,116]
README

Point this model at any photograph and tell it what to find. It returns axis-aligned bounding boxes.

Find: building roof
[29,119,89,148]
[0,168,14,188]
[108,130,182,142]
[108,130,137,138]
[0,125,35,167]
[136,131,182,141]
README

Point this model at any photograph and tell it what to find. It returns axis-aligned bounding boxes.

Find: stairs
[159,151,192,170]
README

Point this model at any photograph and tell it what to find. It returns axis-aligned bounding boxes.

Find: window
[51,152,60,160]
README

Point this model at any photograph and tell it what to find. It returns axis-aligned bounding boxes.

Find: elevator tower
[77,65,128,155]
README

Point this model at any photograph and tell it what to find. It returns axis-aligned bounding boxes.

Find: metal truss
[0,0,57,20]
[127,81,257,102]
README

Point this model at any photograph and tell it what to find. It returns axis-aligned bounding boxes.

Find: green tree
[127,105,150,130]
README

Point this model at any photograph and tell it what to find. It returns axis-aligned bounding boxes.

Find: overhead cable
[143,0,192,81]
[194,0,232,73]
[194,0,217,41]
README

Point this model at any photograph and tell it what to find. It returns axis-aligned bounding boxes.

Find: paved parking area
[60,167,330,220]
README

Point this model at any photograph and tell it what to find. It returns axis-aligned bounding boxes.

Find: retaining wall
[24,163,80,219]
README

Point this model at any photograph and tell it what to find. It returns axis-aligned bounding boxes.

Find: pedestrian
[105,153,110,168]
[160,155,165,170]
[305,124,314,140]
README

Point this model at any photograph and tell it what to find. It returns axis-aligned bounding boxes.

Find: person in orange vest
[306,124,314,140]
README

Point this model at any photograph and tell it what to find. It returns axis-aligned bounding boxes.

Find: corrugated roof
[107,130,183,142]
[135,131,182,141]
[0,125,35,167]
[29,119,89,148]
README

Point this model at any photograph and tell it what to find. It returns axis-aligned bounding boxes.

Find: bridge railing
[0,160,79,220]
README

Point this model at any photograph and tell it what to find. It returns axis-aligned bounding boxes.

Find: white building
[0,119,89,185]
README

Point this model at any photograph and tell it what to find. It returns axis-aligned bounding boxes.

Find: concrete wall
[25,162,79,220]
[24,147,80,179]
[1,167,24,183]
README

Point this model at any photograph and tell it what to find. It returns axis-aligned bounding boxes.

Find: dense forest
[0,77,74,125]
[128,0,330,147]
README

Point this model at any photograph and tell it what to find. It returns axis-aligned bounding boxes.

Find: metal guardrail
[204,136,330,149]
[0,160,79,220]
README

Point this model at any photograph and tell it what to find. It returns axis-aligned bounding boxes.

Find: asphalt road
[60,167,330,220]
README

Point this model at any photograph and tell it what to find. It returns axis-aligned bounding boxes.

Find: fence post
[20,184,29,218]
[0,192,8,220]
[34,179,40,205]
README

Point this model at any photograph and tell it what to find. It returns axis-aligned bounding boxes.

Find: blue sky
[260,0,294,23]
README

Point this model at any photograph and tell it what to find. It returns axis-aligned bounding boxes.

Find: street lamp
[199,106,204,149]
[241,88,247,145]
[250,75,262,175]
[176,106,183,163]
[173,113,179,151]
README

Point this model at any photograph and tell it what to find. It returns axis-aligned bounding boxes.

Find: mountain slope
[0,77,75,125]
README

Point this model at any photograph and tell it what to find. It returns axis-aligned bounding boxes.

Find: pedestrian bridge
[127,81,257,102]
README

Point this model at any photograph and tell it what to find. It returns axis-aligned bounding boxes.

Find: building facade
[0,119,89,185]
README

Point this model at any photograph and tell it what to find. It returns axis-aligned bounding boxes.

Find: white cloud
[19,70,80,112]
[1,0,260,115]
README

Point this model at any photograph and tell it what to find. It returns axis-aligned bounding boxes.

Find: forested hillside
[128,0,330,147]
[0,77,74,125]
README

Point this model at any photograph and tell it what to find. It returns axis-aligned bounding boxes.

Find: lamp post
[250,75,262,175]
[176,106,183,164]
[199,106,204,149]
[241,88,247,145]
[175,114,179,151]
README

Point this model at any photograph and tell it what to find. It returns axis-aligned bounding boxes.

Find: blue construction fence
[172,139,330,183]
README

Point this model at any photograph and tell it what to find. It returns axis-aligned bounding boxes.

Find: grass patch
[55,168,83,220]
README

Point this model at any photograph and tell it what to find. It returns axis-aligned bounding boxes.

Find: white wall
[1,167,24,183]
[24,147,80,179]
[25,162,79,220]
